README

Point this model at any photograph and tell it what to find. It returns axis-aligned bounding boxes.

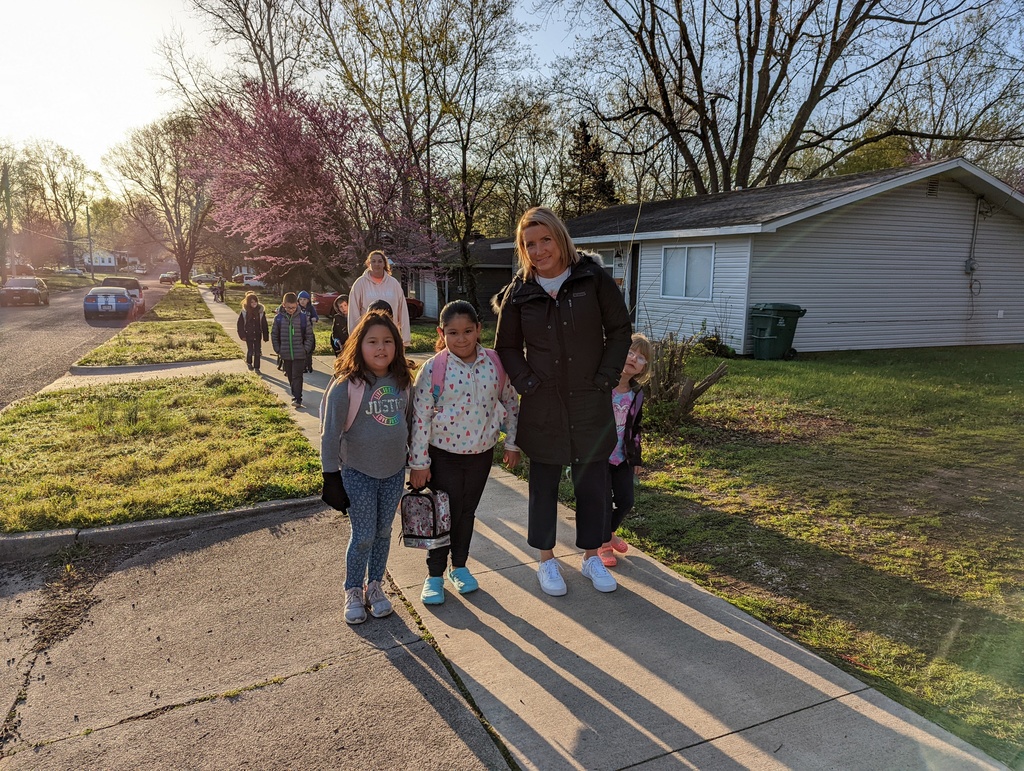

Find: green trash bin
[750,303,807,360]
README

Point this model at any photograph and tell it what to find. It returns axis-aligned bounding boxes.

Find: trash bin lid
[751,303,805,312]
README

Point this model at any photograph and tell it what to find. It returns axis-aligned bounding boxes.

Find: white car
[243,275,266,288]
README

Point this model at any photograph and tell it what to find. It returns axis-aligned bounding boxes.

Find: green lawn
[627,346,1024,765]
[0,375,320,533]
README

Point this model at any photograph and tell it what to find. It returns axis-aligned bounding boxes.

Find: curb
[0,496,322,563]
[68,359,244,376]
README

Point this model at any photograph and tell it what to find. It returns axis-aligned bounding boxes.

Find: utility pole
[86,205,94,281]
[0,162,10,286]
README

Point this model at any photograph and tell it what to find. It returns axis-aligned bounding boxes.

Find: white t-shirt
[536,268,570,298]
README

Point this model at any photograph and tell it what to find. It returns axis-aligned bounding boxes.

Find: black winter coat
[237,304,269,343]
[494,253,632,465]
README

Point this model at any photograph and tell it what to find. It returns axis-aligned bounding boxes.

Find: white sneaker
[344,587,366,624]
[364,580,393,618]
[537,558,567,596]
[581,555,617,593]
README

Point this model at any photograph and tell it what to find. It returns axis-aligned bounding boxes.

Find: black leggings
[527,460,610,551]
[608,461,635,535]
[425,446,494,576]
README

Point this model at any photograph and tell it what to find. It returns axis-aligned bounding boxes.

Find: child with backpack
[271,292,315,409]
[236,291,269,373]
[597,333,653,568]
[297,290,319,373]
[320,310,414,625]
[408,300,521,605]
[330,295,350,356]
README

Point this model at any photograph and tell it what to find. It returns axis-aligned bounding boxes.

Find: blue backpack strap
[429,350,449,406]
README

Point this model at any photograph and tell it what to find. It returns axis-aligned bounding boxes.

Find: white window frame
[660,243,715,300]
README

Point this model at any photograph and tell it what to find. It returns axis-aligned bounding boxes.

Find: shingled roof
[558,158,1024,243]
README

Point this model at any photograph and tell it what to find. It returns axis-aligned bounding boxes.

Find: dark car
[101,276,147,312]
[159,271,179,284]
[0,277,49,306]
[84,287,136,319]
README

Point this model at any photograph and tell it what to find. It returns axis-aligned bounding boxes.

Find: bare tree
[561,0,1024,193]
[105,115,215,282]
[22,141,92,268]
[159,0,312,115]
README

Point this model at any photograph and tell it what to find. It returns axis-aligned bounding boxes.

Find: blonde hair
[629,333,654,386]
[365,250,392,275]
[515,206,578,281]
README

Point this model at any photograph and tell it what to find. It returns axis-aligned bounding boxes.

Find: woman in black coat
[494,206,632,597]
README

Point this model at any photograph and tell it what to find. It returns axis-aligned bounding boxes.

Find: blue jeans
[342,467,405,590]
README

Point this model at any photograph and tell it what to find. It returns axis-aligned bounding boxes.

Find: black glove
[322,471,350,513]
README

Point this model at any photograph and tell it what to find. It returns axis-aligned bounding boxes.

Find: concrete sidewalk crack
[615,686,874,770]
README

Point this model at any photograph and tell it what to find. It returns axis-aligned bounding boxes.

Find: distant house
[509,158,1024,354]
[83,249,128,271]
[408,238,516,320]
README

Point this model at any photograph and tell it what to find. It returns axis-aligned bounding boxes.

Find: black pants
[608,461,635,535]
[283,358,305,401]
[528,460,610,551]
[426,446,493,577]
[246,339,262,369]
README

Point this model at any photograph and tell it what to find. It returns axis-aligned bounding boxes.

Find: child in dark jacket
[297,290,319,373]
[598,333,653,568]
[272,292,315,408]
[236,292,269,373]
[330,295,350,356]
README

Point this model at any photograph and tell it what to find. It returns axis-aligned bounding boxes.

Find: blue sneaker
[447,567,479,594]
[421,576,445,605]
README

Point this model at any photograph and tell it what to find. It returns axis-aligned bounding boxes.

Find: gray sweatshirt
[319,373,411,479]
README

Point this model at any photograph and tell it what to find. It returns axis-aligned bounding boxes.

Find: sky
[1,0,573,175]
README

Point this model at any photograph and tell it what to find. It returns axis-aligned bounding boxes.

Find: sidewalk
[1,288,1007,769]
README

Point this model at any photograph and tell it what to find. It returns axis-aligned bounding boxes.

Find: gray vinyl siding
[747,176,1024,353]
[633,236,751,351]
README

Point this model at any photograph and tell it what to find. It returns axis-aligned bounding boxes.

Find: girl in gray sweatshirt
[320,311,413,625]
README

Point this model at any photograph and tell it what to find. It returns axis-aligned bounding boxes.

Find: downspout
[965,196,982,321]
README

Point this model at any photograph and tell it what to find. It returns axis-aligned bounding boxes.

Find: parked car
[84,287,136,319]
[231,273,248,283]
[0,277,49,306]
[191,273,219,285]
[12,264,36,276]
[159,271,179,284]
[100,276,147,313]
[312,291,342,316]
[406,297,424,321]
[242,275,266,288]
[60,268,86,277]
[133,265,148,274]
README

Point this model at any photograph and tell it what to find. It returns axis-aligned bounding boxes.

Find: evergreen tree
[558,119,617,220]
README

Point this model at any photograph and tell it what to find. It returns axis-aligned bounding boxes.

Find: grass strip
[75,321,241,366]
[0,374,320,533]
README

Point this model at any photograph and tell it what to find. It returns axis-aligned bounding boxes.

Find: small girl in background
[297,290,319,373]
[598,333,653,567]
[320,311,413,625]
[409,300,521,605]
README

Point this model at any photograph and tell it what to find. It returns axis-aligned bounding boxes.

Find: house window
[661,245,713,299]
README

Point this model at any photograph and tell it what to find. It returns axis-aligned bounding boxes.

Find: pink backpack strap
[431,348,506,406]
[484,348,507,392]
[345,379,365,432]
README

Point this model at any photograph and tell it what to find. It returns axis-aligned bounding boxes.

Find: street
[0,279,171,410]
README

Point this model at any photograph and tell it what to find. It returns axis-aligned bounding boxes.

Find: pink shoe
[610,535,629,554]
[597,545,617,567]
